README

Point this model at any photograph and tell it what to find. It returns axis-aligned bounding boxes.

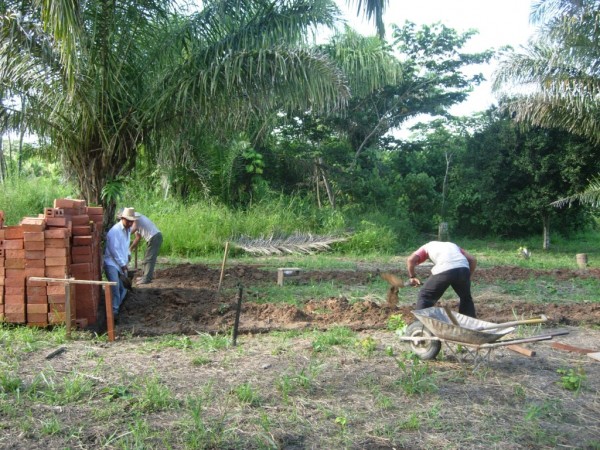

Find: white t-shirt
[413,241,469,275]
[131,214,160,242]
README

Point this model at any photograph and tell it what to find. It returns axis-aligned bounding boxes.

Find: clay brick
[45,266,68,278]
[5,269,26,278]
[89,214,103,224]
[5,294,25,304]
[20,217,46,232]
[25,268,46,278]
[25,250,44,260]
[0,229,4,239]
[0,259,4,268]
[86,206,103,215]
[44,208,55,218]
[48,312,66,324]
[70,262,91,273]
[71,246,92,255]
[45,257,68,267]
[49,302,65,312]
[0,248,4,257]
[5,286,25,296]
[5,259,25,269]
[4,312,26,323]
[45,247,68,257]
[71,215,90,225]
[2,239,24,250]
[27,286,47,296]
[48,294,66,303]
[4,303,25,312]
[72,236,93,246]
[6,249,25,259]
[54,199,75,209]
[4,277,24,287]
[72,226,91,236]
[26,279,46,287]
[72,253,93,263]
[4,226,24,239]
[24,241,45,251]
[47,284,66,295]
[27,313,49,324]
[45,238,70,248]
[26,295,48,304]
[25,259,45,269]
[44,229,70,239]
[27,304,48,314]
[46,217,68,227]
[23,232,45,242]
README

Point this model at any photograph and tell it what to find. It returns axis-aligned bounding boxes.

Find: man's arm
[406,253,423,286]
[462,249,477,274]
[129,231,141,252]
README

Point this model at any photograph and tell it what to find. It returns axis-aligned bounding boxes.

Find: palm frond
[232,233,349,255]
[551,177,600,208]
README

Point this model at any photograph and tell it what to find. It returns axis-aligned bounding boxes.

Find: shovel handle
[477,315,548,331]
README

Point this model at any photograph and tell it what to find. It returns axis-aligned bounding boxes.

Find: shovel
[381,272,416,288]
[118,271,133,291]
[476,315,548,331]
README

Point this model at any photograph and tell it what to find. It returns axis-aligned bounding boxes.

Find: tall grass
[0,177,75,225]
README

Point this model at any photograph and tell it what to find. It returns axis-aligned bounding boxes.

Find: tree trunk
[438,222,449,241]
[542,215,551,250]
[314,160,322,209]
[318,157,335,209]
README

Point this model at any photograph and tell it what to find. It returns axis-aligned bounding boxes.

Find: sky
[337,0,537,115]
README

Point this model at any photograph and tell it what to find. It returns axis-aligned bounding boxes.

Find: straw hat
[120,207,138,221]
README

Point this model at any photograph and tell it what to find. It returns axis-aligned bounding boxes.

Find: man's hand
[408,277,422,287]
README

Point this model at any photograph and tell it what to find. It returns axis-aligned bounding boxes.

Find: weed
[354,336,377,355]
[557,367,586,392]
[395,352,437,395]
[132,375,178,412]
[398,413,420,430]
[40,415,62,436]
[233,382,261,406]
[191,355,212,366]
[311,326,355,353]
[387,314,407,333]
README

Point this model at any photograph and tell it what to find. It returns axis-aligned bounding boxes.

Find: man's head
[119,207,138,229]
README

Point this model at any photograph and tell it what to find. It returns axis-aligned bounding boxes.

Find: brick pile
[0,199,104,327]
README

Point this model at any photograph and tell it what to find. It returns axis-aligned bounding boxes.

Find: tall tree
[493,0,600,143]
[0,0,350,223]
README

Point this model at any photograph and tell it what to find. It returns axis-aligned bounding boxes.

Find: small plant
[311,326,355,353]
[355,336,377,355]
[395,352,437,395]
[335,415,347,430]
[233,382,261,407]
[557,367,586,392]
[387,314,407,333]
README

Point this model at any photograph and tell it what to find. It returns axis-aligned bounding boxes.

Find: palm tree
[345,0,389,39]
[0,0,350,224]
[493,0,600,143]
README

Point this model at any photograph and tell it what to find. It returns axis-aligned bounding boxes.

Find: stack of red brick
[0,199,103,327]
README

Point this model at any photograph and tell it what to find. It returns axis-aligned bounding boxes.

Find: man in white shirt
[104,207,137,318]
[406,241,477,317]
[129,212,163,285]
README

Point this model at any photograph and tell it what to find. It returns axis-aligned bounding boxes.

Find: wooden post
[217,241,230,292]
[232,284,243,346]
[64,278,75,339]
[104,285,115,342]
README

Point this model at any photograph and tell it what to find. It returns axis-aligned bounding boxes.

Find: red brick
[4,312,26,323]
[24,241,45,251]
[45,238,70,248]
[71,246,92,255]
[23,232,45,242]
[25,268,46,278]
[0,229,4,239]
[27,304,48,314]
[25,259,45,269]
[48,312,66,324]
[26,295,48,304]
[47,284,66,295]
[5,294,25,304]
[48,294,66,303]
[2,239,24,250]
[86,206,103,215]
[27,286,47,296]
[5,259,25,269]
[46,217,68,227]
[25,250,45,260]
[5,269,25,278]
[72,226,91,236]
[71,215,90,225]
[72,236,93,246]
[20,217,46,232]
[44,229,70,239]
[4,277,24,287]
[72,253,93,263]
[4,227,24,240]
[45,257,68,267]
[4,286,25,296]
[48,302,65,312]
[46,247,69,257]
[45,266,68,278]
[26,279,46,287]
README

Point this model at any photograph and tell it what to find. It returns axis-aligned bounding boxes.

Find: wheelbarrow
[399,307,568,368]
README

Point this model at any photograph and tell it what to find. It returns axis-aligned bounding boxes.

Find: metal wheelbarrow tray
[399,307,568,365]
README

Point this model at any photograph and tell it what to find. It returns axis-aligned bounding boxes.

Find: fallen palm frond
[231,233,349,256]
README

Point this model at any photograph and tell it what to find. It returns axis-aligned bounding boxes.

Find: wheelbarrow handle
[476,315,548,331]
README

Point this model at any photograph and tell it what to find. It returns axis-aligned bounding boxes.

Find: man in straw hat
[104,207,138,319]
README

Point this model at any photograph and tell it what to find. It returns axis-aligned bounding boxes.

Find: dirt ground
[115,263,600,336]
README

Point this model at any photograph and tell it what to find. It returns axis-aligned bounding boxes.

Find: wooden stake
[551,342,595,354]
[232,284,243,347]
[217,241,230,292]
[443,305,459,326]
[507,344,536,357]
[104,285,115,342]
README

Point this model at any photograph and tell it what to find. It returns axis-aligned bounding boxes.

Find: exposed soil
[114,263,600,336]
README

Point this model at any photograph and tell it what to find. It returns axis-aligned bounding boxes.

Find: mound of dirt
[112,264,600,336]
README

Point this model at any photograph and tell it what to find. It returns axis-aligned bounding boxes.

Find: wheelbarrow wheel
[405,321,441,360]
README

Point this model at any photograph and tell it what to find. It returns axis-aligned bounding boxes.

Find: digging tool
[135,246,138,270]
[381,272,414,288]
[475,315,548,331]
